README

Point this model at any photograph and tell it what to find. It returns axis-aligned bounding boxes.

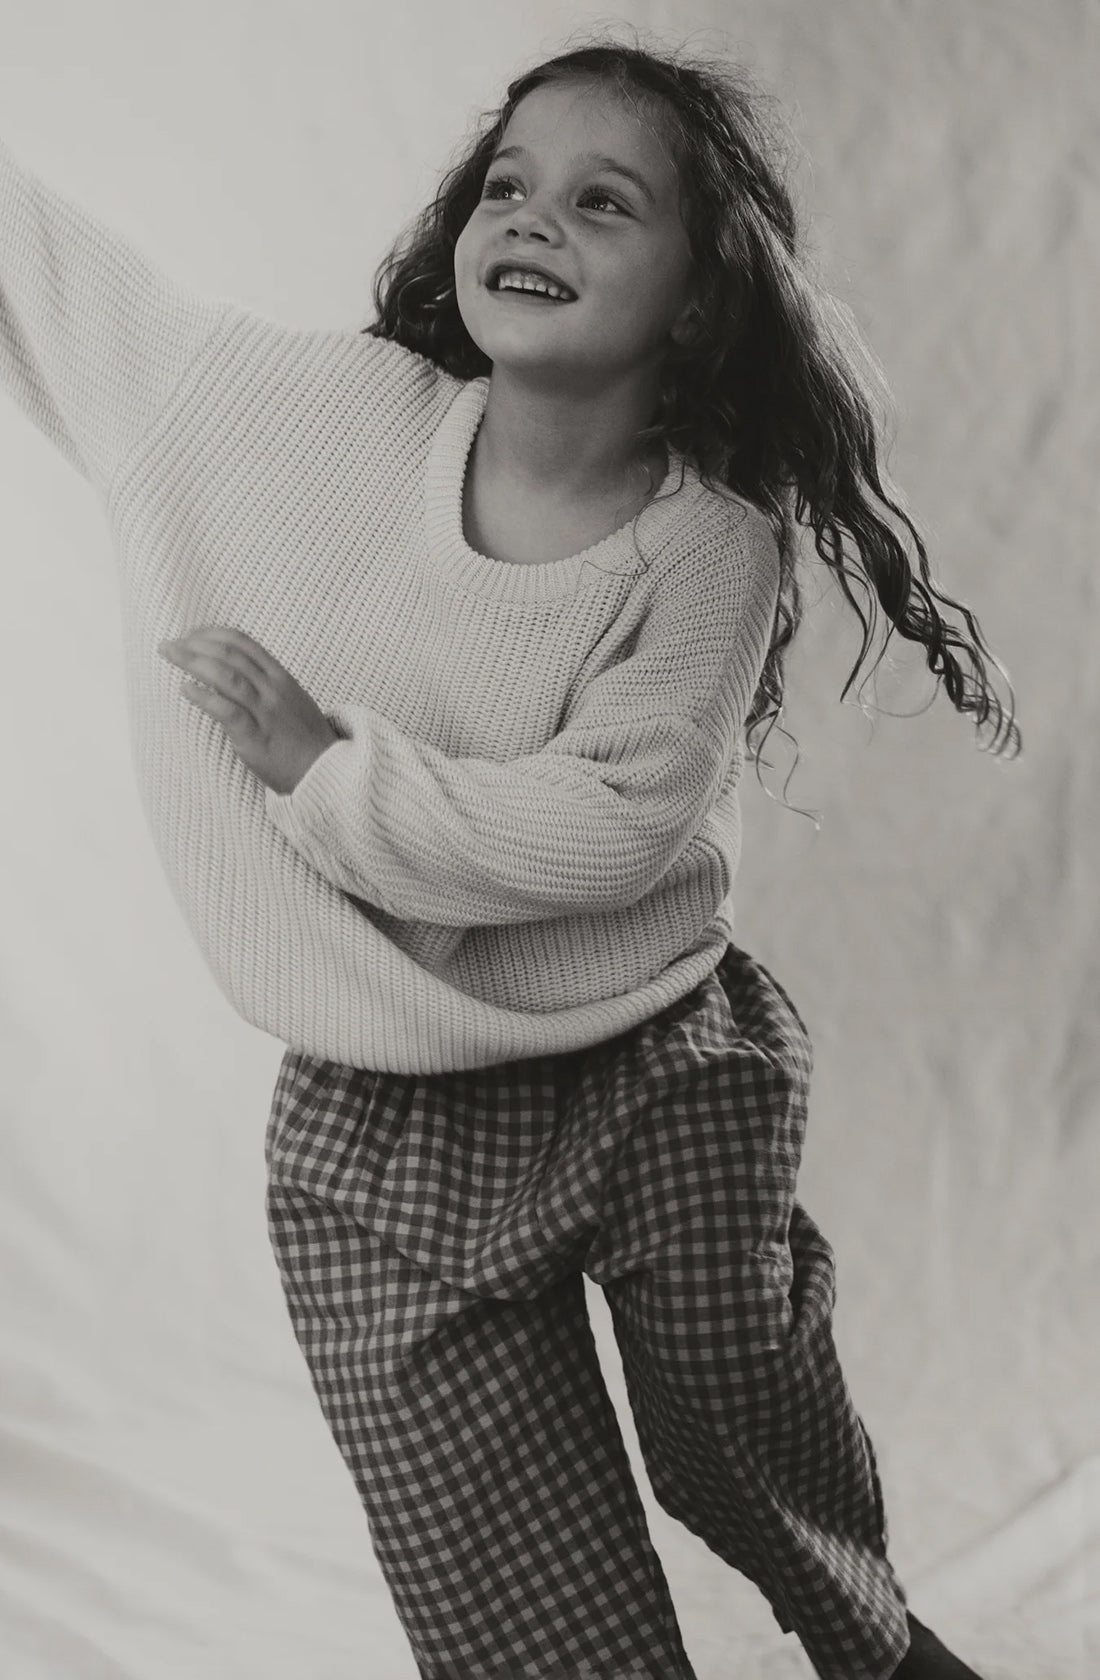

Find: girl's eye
[480,176,627,215]
[578,189,625,215]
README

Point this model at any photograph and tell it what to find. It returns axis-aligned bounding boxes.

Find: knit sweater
[0,137,781,1073]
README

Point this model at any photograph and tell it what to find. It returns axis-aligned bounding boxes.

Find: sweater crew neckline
[423,376,704,604]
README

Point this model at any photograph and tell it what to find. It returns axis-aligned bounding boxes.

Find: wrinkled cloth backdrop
[0,2,1095,1676]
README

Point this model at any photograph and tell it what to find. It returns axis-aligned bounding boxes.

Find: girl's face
[454,80,694,391]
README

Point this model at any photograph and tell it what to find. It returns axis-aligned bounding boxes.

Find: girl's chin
[471,330,601,373]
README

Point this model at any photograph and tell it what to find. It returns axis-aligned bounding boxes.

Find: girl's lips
[489,287,574,303]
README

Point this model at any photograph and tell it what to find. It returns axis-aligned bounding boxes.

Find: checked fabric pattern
[264,943,911,1680]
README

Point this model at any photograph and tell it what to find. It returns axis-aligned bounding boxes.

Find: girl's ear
[669,295,701,348]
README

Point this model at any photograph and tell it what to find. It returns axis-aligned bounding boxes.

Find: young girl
[0,35,1017,1680]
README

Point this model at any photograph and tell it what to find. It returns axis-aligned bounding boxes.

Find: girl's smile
[486,260,578,302]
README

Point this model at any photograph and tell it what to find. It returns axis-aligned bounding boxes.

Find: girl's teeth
[496,270,571,300]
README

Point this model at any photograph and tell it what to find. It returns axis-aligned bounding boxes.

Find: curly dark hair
[364,33,1021,778]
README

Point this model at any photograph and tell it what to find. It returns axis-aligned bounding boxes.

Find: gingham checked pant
[264,943,911,1680]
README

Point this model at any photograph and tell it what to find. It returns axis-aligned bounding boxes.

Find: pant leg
[582,950,911,1680]
[265,1098,699,1680]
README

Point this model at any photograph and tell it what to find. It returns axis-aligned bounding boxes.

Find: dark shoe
[890,1613,986,1679]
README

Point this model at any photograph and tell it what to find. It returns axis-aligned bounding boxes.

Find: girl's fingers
[172,626,291,687]
[169,649,262,710]
[163,629,272,687]
[163,641,261,695]
[211,627,291,683]
[179,679,249,725]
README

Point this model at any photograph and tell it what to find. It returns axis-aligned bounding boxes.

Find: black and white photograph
[0,3,1094,1676]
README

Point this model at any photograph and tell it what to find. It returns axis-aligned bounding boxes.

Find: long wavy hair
[364,35,1021,780]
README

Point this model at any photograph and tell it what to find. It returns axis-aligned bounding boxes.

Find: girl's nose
[505,198,560,243]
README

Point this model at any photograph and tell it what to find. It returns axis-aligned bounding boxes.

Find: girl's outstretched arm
[0,137,228,493]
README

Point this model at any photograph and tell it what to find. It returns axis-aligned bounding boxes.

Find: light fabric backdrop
[0,2,1095,1677]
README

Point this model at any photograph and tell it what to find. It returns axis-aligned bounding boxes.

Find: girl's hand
[159,626,340,795]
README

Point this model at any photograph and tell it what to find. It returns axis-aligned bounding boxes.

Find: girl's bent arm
[0,137,229,493]
[264,507,780,925]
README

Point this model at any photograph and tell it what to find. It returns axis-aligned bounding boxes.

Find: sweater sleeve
[264,504,780,926]
[0,136,230,491]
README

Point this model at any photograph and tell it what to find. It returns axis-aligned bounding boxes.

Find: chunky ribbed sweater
[0,137,781,1073]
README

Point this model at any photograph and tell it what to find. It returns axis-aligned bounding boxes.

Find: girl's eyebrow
[490,144,657,207]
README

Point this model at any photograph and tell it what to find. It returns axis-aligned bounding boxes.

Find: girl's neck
[477,366,664,502]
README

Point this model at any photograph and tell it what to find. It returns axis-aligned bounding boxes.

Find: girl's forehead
[501,80,678,185]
